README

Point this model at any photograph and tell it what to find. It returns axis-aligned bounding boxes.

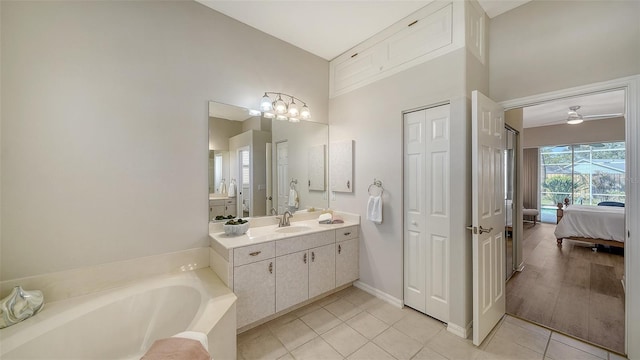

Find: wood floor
[506,222,625,353]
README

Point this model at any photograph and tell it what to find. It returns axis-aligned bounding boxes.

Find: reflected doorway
[504,126,519,280]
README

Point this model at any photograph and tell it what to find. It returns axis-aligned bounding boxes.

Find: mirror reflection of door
[276,141,289,214]
[238,147,251,217]
[266,143,272,214]
[504,127,517,280]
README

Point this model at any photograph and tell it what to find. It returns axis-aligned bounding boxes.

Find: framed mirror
[208,101,328,221]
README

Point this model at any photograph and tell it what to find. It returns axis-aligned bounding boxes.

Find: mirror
[209,101,329,221]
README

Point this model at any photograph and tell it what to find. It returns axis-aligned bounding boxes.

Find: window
[539,142,625,222]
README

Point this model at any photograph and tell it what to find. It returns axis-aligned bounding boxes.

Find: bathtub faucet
[0,286,44,328]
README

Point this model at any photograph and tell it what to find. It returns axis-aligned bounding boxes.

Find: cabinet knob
[249,251,261,256]
[344,232,351,236]
[303,253,307,264]
[347,180,350,189]
[268,262,273,274]
[311,251,315,262]
[338,244,342,254]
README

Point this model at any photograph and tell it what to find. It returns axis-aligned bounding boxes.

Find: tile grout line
[543,329,552,358]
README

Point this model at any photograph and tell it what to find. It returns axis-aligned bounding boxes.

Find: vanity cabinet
[212,224,359,329]
[336,226,360,287]
[209,198,237,221]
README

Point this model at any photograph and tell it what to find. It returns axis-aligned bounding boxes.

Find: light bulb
[274,95,287,114]
[300,104,311,120]
[276,114,288,121]
[288,99,299,117]
[260,94,273,111]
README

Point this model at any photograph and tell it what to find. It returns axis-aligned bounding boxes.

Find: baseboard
[447,321,472,339]
[353,280,403,308]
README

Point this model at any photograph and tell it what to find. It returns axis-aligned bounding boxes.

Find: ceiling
[198,1,624,128]
[522,90,626,128]
[196,0,531,61]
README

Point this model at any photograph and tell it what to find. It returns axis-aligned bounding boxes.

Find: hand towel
[141,337,210,360]
[228,181,236,197]
[288,188,299,209]
[218,180,227,195]
[367,195,382,224]
[318,213,333,224]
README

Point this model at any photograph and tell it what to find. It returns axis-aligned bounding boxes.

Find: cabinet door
[336,238,359,287]
[225,200,237,217]
[309,244,336,299]
[210,203,225,220]
[276,251,309,313]
[234,259,275,328]
[330,140,354,193]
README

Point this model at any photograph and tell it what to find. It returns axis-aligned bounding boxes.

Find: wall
[1,1,328,280]
[209,117,243,151]
[489,0,640,102]
[523,117,625,148]
[329,47,470,328]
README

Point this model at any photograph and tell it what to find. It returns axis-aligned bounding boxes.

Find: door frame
[500,75,640,357]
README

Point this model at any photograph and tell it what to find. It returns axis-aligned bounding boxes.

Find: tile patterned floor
[237,286,627,360]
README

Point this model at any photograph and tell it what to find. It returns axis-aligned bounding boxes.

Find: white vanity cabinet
[336,226,360,287]
[209,198,237,220]
[211,223,359,330]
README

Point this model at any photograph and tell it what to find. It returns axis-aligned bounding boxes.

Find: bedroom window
[539,142,625,222]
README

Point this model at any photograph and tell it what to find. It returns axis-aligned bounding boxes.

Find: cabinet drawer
[275,230,335,256]
[210,199,225,206]
[234,242,275,267]
[336,226,358,242]
[225,199,236,205]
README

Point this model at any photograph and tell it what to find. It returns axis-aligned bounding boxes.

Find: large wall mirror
[209,101,329,221]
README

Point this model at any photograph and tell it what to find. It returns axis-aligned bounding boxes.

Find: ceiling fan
[565,105,624,125]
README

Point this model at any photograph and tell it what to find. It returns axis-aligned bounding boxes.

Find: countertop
[209,212,360,250]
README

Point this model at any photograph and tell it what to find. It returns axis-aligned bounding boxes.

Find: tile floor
[237,286,627,360]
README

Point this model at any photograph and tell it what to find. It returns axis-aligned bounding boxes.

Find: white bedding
[554,205,625,242]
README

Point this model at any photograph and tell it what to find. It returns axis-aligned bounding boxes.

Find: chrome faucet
[278,210,293,227]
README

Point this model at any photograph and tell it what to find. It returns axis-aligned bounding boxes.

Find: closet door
[403,105,450,323]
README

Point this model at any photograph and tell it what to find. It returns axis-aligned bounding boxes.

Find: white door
[275,250,308,312]
[471,90,506,346]
[309,244,336,298]
[403,105,450,323]
[276,141,289,214]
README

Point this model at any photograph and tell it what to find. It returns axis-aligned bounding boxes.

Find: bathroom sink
[275,226,313,234]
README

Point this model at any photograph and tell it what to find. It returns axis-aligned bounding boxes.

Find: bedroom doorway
[504,88,627,354]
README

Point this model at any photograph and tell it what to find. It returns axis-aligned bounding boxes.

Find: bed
[555,201,625,248]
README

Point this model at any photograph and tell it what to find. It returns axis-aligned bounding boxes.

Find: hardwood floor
[506,222,625,353]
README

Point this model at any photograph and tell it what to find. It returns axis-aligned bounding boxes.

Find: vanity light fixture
[259,92,311,122]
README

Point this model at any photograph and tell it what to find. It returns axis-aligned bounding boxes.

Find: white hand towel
[227,181,236,197]
[367,195,382,224]
[218,181,227,195]
[288,188,299,208]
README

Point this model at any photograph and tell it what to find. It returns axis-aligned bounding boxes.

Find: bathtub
[0,268,237,359]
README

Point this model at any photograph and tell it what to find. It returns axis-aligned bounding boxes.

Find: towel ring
[368,179,383,196]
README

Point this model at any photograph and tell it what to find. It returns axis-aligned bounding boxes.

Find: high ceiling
[196,0,531,61]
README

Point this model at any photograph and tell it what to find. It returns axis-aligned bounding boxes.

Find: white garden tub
[0,268,236,359]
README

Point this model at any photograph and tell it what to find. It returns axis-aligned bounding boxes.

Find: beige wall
[523,117,625,148]
[209,117,243,151]
[489,0,640,102]
[1,1,328,280]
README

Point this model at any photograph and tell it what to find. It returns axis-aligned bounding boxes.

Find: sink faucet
[279,210,293,227]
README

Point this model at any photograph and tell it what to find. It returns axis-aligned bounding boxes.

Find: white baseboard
[353,280,403,308]
[447,321,472,339]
